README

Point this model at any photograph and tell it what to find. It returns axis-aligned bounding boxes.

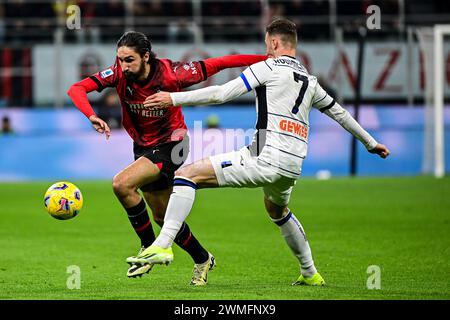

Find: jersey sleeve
[172,60,207,89]
[89,61,121,92]
[239,60,273,91]
[171,77,249,107]
[312,81,336,112]
[67,77,100,119]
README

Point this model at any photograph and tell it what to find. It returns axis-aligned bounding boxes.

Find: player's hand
[143,92,173,108]
[89,115,111,140]
[369,143,390,159]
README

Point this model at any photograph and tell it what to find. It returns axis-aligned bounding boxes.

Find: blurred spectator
[35,1,54,41]
[95,0,125,42]
[202,1,227,42]
[274,0,330,40]
[202,1,261,41]
[1,115,14,135]
[168,20,194,43]
[0,4,5,44]
[5,0,33,43]
[167,0,194,43]
[97,89,122,130]
[70,0,100,43]
[337,0,366,35]
[78,52,102,80]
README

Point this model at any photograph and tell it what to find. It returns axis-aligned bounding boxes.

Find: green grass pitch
[0,177,449,300]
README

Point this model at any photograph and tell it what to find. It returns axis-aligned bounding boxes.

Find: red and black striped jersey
[90,58,207,146]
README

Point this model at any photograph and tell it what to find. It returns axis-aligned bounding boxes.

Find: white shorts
[209,147,296,206]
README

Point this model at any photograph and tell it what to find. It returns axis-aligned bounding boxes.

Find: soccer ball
[44,182,83,220]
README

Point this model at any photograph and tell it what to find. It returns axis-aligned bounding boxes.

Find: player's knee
[264,197,289,219]
[174,166,192,180]
[112,174,132,198]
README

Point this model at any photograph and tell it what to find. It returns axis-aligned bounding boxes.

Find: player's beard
[124,60,146,82]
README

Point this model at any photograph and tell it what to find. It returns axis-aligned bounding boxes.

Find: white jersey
[241,56,320,177]
[171,55,378,179]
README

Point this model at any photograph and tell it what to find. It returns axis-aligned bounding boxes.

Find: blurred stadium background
[0,0,449,180]
[1,0,450,301]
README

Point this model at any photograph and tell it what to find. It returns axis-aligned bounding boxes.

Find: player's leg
[128,146,266,268]
[263,180,325,286]
[142,188,211,264]
[127,157,218,266]
[112,156,164,278]
[113,156,161,249]
[142,187,215,285]
[153,157,218,249]
[121,137,189,252]
[130,146,267,261]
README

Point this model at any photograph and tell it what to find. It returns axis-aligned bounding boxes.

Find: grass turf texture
[0,177,449,300]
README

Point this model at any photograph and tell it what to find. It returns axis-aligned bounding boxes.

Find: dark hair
[117,31,156,60]
[266,18,297,47]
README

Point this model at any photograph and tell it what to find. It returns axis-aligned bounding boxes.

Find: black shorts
[133,136,189,192]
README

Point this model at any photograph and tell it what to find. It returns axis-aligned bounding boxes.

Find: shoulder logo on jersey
[100,68,114,79]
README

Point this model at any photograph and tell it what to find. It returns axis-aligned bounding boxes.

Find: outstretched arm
[144,76,249,108]
[323,103,389,158]
[175,54,268,89]
[67,77,111,140]
[313,82,389,159]
[147,60,272,107]
[203,55,267,77]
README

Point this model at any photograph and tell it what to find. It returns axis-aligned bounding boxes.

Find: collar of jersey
[281,55,297,60]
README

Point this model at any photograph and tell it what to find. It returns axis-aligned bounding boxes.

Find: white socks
[153,179,197,249]
[272,211,317,277]
[153,179,317,279]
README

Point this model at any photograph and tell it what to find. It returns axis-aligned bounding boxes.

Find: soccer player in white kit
[128,18,390,286]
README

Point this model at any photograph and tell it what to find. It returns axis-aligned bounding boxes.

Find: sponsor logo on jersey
[279,119,308,139]
[126,101,166,118]
[182,62,198,75]
[100,68,114,79]
[126,86,134,96]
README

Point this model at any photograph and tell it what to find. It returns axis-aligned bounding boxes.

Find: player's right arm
[67,65,119,140]
[144,60,272,107]
[312,82,389,158]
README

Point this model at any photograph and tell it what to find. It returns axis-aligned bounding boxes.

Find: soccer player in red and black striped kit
[67,31,266,285]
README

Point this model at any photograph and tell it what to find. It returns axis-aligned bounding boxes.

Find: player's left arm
[202,54,268,78]
[175,55,267,89]
[145,60,272,107]
[313,82,390,159]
